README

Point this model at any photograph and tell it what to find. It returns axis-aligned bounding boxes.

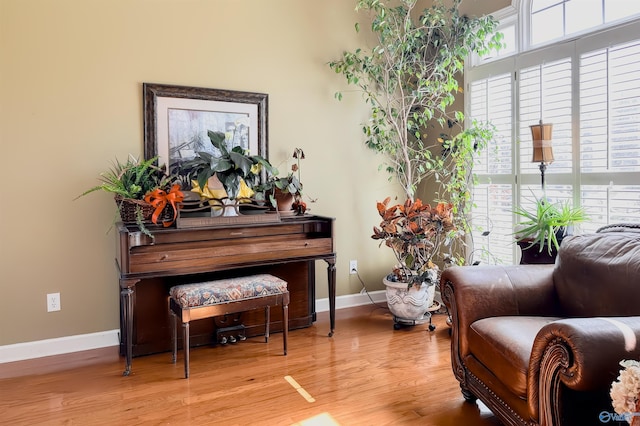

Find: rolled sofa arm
[529,317,640,424]
[441,264,559,384]
[441,264,559,332]
[531,316,640,391]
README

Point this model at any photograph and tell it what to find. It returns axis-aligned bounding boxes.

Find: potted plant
[372,197,458,324]
[180,130,275,201]
[329,0,502,266]
[513,194,588,262]
[76,155,183,236]
[265,147,308,215]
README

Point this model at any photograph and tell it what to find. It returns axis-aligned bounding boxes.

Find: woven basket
[115,195,172,223]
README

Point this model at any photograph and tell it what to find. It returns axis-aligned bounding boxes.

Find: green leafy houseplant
[329,0,502,200]
[514,195,588,254]
[329,0,502,265]
[271,174,302,196]
[78,155,170,200]
[269,148,305,197]
[76,155,182,236]
[181,130,275,200]
[265,148,309,214]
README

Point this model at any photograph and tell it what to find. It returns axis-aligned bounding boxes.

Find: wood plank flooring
[0,304,500,425]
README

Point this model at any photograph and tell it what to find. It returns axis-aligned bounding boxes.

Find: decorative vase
[273,189,295,214]
[382,274,436,322]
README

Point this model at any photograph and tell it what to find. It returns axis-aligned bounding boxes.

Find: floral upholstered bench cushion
[169,274,288,308]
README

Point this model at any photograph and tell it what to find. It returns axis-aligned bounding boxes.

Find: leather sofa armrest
[531,317,640,391]
[528,317,640,424]
[441,264,559,332]
[441,265,559,374]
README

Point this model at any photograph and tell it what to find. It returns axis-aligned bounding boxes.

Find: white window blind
[580,40,640,173]
[470,73,513,175]
[581,185,640,232]
[469,73,515,264]
[469,184,514,265]
[519,185,574,211]
[578,39,640,231]
[519,58,572,175]
[466,4,640,265]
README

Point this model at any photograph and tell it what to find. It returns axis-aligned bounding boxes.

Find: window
[468,73,514,265]
[530,0,640,47]
[580,40,640,174]
[469,184,514,265]
[466,1,640,265]
[470,73,513,175]
[518,58,572,175]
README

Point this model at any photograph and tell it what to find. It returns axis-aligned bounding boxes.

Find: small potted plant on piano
[265,148,312,215]
[75,154,183,236]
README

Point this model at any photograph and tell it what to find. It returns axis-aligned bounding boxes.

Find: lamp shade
[530,121,554,164]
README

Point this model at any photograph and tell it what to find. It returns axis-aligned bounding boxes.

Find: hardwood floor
[0,304,500,425]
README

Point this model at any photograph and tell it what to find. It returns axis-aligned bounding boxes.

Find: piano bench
[168,274,289,379]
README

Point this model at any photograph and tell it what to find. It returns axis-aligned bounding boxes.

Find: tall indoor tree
[329,0,502,199]
[330,0,503,265]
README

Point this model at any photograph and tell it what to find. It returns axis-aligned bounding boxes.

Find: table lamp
[530,120,554,191]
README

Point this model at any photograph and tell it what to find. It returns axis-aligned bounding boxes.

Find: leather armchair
[441,227,640,426]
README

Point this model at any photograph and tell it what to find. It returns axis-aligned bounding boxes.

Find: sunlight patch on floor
[284,375,316,403]
[292,412,340,426]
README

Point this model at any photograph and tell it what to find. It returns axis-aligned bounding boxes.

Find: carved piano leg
[121,287,134,376]
[326,258,337,337]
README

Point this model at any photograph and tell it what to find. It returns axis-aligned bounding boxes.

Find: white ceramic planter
[383,276,436,321]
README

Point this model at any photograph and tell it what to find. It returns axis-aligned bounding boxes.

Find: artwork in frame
[143,83,268,170]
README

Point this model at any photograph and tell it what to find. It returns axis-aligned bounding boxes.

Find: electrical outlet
[47,293,61,312]
[349,260,358,274]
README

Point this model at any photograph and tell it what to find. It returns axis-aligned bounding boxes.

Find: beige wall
[0,0,508,346]
[459,0,511,16]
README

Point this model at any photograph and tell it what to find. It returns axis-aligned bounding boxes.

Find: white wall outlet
[47,292,61,312]
[349,260,358,274]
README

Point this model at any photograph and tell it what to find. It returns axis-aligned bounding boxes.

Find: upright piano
[115,215,336,376]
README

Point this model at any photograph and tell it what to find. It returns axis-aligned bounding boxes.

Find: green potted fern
[76,155,182,236]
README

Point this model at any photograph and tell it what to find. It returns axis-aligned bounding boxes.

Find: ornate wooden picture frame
[143,83,268,167]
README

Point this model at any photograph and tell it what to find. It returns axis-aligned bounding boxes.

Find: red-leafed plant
[372,197,458,288]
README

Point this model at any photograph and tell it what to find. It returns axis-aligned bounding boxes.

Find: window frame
[465,0,640,264]
[522,0,640,50]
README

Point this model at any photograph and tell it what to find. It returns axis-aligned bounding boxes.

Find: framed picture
[143,83,268,169]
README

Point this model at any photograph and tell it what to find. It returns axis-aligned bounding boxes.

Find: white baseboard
[315,290,386,312]
[0,330,120,364]
[0,291,388,364]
